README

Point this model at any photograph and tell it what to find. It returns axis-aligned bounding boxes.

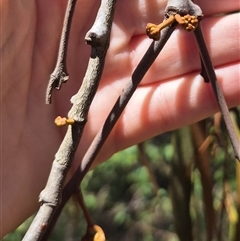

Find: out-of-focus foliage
[3,108,240,241]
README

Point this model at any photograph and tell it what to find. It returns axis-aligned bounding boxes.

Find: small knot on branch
[85,32,98,45]
[85,32,108,48]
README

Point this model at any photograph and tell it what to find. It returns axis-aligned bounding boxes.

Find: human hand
[1,0,239,236]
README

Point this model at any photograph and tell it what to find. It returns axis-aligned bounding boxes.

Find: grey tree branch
[74,24,177,184]
[193,25,240,161]
[22,0,117,240]
[39,17,177,241]
[46,0,77,104]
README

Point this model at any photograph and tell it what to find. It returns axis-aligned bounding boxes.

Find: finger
[114,0,239,32]
[106,12,239,86]
[194,0,240,16]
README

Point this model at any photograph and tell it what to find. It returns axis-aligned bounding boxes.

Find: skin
[1,0,239,237]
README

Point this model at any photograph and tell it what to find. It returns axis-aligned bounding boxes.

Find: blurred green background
[3,108,240,241]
